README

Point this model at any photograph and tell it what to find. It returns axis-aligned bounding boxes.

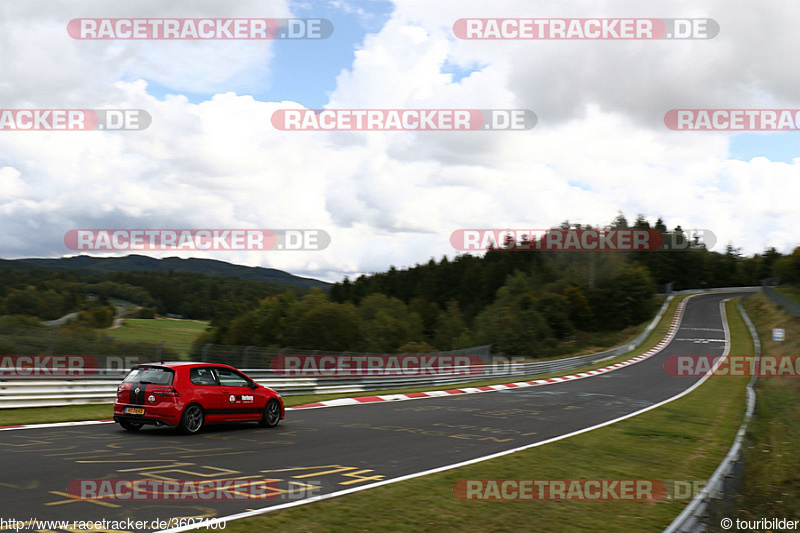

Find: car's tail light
[151,386,180,397]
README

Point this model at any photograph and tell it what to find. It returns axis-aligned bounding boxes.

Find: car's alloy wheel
[259,399,281,428]
[179,404,204,434]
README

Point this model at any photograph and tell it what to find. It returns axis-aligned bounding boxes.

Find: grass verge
[737,292,800,521]
[0,404,114,426]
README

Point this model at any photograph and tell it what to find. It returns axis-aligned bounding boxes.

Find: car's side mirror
[248,381,258,389]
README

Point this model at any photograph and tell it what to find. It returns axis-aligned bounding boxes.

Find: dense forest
[197,215,800,356]
[0,269,303,323]
[3,214,800,358]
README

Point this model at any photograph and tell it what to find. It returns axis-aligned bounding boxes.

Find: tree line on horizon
[0,269,296,323]
[197,214,800,356]
[2,213,799,357]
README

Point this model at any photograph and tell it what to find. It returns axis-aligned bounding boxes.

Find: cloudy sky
[1,0,799,283]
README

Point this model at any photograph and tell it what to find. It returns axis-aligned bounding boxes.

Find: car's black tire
[119,420,143,432]
[259,399,281,428]
[179,404,204,434]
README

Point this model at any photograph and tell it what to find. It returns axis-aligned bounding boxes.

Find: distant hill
[0,255,331,290]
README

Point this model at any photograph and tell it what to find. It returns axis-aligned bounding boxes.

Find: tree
[611,211,629,229]
[222,310,258,346]
[433,300,471,350]
[564,285,595,329]
[633,214,651,229]
[774,246,800,284]
[408,296,440,342]
[4,288,66,320]
[396,341,437,353]
[285,301,361,351]
[358,294,424,352]
[536,292,574,339]
[472,274,555,356]
[252,291,299,346]
[595,264,656,329]
[78,304,114,328]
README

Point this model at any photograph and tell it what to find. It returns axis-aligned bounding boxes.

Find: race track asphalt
[0,291,749,532]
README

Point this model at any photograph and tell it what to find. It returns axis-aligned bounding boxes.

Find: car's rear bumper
[113,414,177,428]
[114,402,182,427]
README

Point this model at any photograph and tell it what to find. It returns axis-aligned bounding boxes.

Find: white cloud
[1,0,800,283]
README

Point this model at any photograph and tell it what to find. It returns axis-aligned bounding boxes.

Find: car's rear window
[123,366,174,385]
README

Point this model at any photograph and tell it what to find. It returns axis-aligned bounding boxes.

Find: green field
[102,318,208,357]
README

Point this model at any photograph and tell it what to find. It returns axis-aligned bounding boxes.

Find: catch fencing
[0,294,676,408]
[192,343,493,368]
[760,281,800,317]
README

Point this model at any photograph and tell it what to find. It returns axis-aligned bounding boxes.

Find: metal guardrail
[193,344,494,368]
[672,286,761,296]
[663,295,760,532]
[0,295,680,409]
[0,359,639,409]
[761,284,800,317]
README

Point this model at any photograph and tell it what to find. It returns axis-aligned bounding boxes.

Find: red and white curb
[0,300,687,429]
[289,300,687,410]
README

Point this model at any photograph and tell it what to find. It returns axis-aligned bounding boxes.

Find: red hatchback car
[113,362,284,434]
